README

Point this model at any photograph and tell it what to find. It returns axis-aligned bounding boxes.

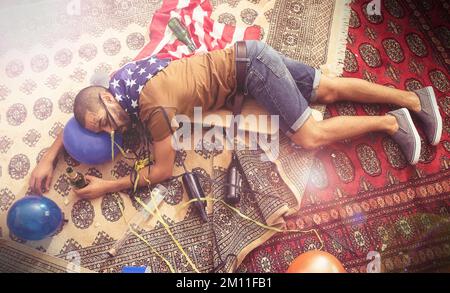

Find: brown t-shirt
[139,47,237,141]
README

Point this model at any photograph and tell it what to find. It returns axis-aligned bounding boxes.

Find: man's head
[73,86,130,133]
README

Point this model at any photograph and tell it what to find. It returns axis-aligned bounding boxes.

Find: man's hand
[73,175,113,199]
[72,135,176,198]
[28,129,64,194]
[29,158,55,194]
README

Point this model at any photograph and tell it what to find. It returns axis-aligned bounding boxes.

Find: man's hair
[73,86,109,127]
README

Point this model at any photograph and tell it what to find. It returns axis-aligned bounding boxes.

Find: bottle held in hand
[168,18,197,53]
[66,167,88,189]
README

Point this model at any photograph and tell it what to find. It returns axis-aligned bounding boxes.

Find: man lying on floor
[29,40,443,198]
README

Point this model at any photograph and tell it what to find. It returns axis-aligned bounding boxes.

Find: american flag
[134,0,262,61]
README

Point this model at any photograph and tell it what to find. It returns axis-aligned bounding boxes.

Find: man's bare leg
[289,75,425,164]
[314,76,442,146]
[290,109,421,164]
[290,114,398,150]
[314,75,421,113]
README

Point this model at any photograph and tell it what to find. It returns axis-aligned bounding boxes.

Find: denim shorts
[242,40,321,136]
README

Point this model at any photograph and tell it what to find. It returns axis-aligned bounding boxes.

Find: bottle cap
[66,167,77,179]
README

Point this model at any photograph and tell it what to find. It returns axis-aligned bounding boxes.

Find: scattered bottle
[225,152,243,205]
[107,185,167,257]
[182,172,208,222]
[66,167,88,189]
[168,18,197,53]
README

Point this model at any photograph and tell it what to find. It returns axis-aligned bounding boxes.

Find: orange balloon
[286,250,346,273]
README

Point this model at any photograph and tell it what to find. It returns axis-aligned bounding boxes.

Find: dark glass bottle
[168,18,197,53]
[225,152,242,205]
[66,167,88,189]
[182,172,208,222]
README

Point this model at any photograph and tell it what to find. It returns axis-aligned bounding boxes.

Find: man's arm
[112,135,176,191]
[73,135,175,198]
[29,129,65,193]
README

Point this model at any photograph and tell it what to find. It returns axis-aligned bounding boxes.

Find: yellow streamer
[111,139,154,193]
[137,176,200,273]
[113,140,127,157]
[114,193,175,273]
[180,197,324,250]
[132,157,151,193]
[111,131,115,162]
[136,198,200,273]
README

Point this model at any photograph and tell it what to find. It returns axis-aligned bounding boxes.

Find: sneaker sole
[424,86,442,146]
[399,108,421,165]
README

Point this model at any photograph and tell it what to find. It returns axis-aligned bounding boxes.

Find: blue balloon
[7,195,64,241]
[63,116,123,165]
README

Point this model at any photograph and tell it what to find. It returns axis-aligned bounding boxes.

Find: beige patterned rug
[0,0,350,272]
[0,239,94,273]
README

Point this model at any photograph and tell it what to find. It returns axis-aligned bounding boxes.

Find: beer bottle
[225,152,242,205]
[168,18,197,53]
[66,167,88,189]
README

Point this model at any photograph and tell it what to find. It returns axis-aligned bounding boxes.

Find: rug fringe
[321,0,351,77]
[334,0,352,75]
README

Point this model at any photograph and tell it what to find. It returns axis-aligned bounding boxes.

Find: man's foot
[386,108,421,165]
[413,86,442,146]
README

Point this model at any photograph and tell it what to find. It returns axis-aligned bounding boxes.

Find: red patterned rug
[239,0,450,273]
